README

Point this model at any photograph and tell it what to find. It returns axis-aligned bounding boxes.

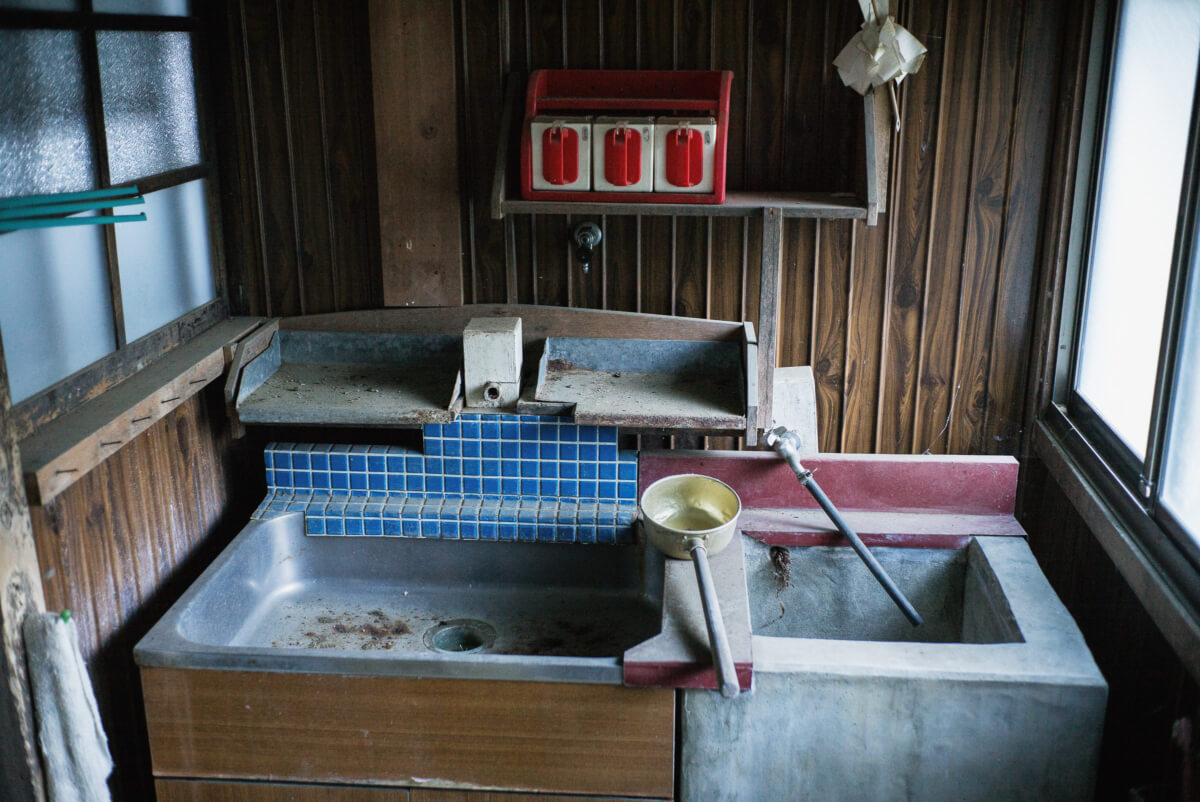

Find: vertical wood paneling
[28,389,260,801]
[811,220,852,451]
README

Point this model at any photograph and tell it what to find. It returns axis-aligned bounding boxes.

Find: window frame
[1049,0,1200,618]
[0,2,228,440]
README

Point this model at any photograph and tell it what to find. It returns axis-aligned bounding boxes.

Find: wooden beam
[369,0,464,307]
[20,318,263,505]
[756,208,784,435]
[0,330,46,801]
[863,88,891,227]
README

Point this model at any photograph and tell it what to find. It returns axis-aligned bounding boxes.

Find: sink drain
[423,619,496,654]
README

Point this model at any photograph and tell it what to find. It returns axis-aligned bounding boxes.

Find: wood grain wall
[27,388,261,800]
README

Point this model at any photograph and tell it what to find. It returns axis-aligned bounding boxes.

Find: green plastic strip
[0,213,147,232]
[0,185,140,211]
[0,194,145,221]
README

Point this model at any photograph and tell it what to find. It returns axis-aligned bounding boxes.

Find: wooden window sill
[19,317,265,505]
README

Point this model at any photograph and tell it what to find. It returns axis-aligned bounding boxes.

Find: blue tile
[331,473,349,490]
[539,461,558,478]
[463,440,481,458]
[386,474,405,491]
[367,455,385,472]
[444,439,462,456]
[599,427,618,443]
[461,521,479,540]
[559,462,577,479]
[445,476,463,493]
[312,473,330,490]
[461,420,480,438]
[599,444,617,461]
[519,523,539,541]
[520,422,539,440]
[364,518,383,536]
[438,520,459,539]
[537,524,556,542]
[579,480,597,498]
[597,527,616,544]
[406,456,424,473]
[350,444,370,453]
[479,522,498,540]
[499,522,517,540]
[369,474,387,491]
[501,460,519,477]
[502,477,520,494]
[349,454,367,472]
[483,459,500,477]
[384,518,403,536]
[345,518,365,536]
[580,463,597,479]
[483,477,500,495]
[292,453,310,470]
[501,421,519,439]
[539,423,558,441]
[265,469,275,486]
[443,421,461,437]
[328,443,351,453]
[426,475,444,493]
[350,489,368,497]
[578,505,597,524]
[540,480,558,496]
[520,461,538,477]
[618,481,637,500]
[463,458,481,476]
[425,457,443,474]
[275,452,292,469]
[501,441,519,459]
[264,450,274,470]
[330,453,348,471]
[518,506,538,523]
[579,444,598,461]
[306,517,325,535]
[457,502,478,521]
[382,502,402,518]
[578,425,598,442]
[559,444,578,461]
[293,471,311,489]
[560,480,579,497]
[444,457,462,475]
[519,441,537,459]
[578,525,596,544]
[463,477,482,494]
[406,475,424,491]
[326,518,345,535]
[481,440,500,459]
[619,460,637,480]
[599,462,617,480]
[539,443,557,460]
[275,470,292,487]
[559,426,578,442]
[401,518,421,537]
[349,473,367,491]
[498,504,518,522]
[555,523,576,542]
[479,504,499,522]
[421,520,440,537]
[311,453,329,471]
[424,423,443,437]
[520,478,539,495]
[481,420,500,439]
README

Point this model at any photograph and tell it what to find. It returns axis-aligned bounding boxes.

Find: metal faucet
[764,426,923,626]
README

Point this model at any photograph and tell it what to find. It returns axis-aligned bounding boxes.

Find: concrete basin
[135,512,663,684]
[680,535,1107,801]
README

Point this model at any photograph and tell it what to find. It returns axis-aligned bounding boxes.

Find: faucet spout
[765,426,924,627]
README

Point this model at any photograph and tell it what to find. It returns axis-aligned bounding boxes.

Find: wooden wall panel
[27,388,261,800]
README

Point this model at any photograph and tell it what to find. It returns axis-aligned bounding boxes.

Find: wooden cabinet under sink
[141,667,674,801]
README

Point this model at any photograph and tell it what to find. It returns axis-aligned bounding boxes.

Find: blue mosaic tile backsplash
[253,413,637,544]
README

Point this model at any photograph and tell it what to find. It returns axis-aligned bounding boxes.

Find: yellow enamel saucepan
[640,474,741,698]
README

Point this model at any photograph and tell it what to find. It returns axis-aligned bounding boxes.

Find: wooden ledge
[20,317,265,505]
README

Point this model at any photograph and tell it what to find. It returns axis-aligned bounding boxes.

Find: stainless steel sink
[135,513,664,684]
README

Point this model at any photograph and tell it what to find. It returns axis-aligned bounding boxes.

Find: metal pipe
[687,537,741,697]
[764,427,923,627]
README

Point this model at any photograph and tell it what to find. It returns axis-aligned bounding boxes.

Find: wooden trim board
[19,317,263,504]
[142,668,675,799]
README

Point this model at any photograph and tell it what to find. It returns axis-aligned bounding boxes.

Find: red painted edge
[639,451,1019,515]
[744,530,972,549]
[624,661,753,691]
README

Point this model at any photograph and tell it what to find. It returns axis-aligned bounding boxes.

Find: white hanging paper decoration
[834,0,928,95]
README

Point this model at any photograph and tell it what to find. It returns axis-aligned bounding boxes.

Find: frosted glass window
[115,180,215,342]
[0,30,96,198]
[0,215,117,403]
[97,31,200,184]
[1075,0,1200,457]
[93,0,189,14]
[1161,248,1200,543]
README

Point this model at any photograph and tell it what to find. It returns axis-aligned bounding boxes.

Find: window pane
[97,31,200,184]
[93,0,189,14]
[1161,249,1200,542]
[116,180,215,342]
[0,30,95,198]
[0,216,117,403]
[1075,0,1200,457]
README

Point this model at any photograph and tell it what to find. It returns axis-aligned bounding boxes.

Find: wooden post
[0,332,47,801]
[757,207,784,437]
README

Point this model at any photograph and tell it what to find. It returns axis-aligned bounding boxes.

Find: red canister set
[520,70,732,205]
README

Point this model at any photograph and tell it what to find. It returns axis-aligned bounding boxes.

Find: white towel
[22,612,113,802]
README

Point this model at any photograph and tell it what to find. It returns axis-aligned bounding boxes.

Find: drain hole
[424,619,496,654]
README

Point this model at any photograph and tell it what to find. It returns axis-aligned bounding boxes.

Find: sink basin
[135,512,663,684]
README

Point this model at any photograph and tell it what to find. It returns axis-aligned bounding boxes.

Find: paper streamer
[834,0,928,95]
